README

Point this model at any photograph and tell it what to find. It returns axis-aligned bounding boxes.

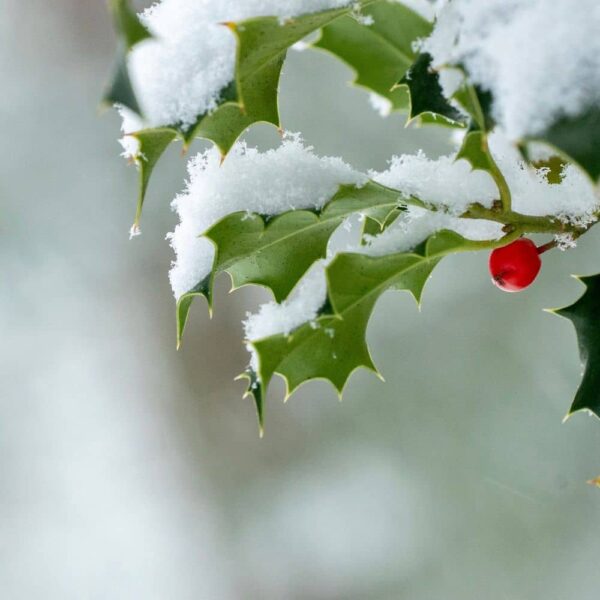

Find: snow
[244,260,328,342]
[117,105,143,161]
[421,0,600,140]
[489,135,600,226]
[369,134,600,226]
[127,0,355,130]
[360,207,502,257]
[168,134,366,299]
[372,150,497,215]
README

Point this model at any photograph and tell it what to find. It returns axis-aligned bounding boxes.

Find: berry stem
[536,240,557,255]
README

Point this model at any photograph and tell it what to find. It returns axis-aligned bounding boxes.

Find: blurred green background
[3,1,600,598]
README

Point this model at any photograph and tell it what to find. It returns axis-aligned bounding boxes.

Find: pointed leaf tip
[238,368,265,434]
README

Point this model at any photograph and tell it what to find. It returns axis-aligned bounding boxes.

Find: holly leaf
[176,182,404,346]
[176,2,379,150]
[456,129,496,172]
[361,208,402,242]
[532,107,600,182]
[176,276,211,350]
[553,274,600,419]
[103,0,152,114]
[313,2,432,112]
[453,83,494,132]
[396,53,466,126]
[127,128,178,232]
[245,230,502,430]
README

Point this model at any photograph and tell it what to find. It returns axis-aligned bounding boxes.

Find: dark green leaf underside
[554,274,600,418]
[534,108,600,182]
[399,53,466,125]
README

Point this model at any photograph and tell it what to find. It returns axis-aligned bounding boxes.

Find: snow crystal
[168,135,366,299]
[554,233,577,251]
[421,0,600,140]
[128,0,354,130]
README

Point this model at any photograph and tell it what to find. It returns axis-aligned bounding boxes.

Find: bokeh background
[3,1,600,598]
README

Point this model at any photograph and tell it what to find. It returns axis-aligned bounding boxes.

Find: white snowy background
[2,1,600,598]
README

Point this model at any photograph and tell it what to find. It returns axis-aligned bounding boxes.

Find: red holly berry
[489,238,542,292]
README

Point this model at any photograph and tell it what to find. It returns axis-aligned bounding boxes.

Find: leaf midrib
[214,201,398,274]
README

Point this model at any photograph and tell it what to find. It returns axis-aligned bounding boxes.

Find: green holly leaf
[361,208,402,242]
[532,108,600,182]
[109,0,151,48]
[453,83,494,132]
[103,0,152,114]
[245,229,503,430]
[530,154,567,185]
[127,128,178,232]
[397,53,466,126]
[456,129,496,172]
[313,2,432,112]
[176,182,404,347]
[553,274,600,419]
[175,276,212,350]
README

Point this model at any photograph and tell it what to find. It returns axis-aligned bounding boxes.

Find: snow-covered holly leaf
[531,155,567,185]
[245,229,501,430]
[553,274,600,418]
[397,53,466,126]
[181,2,377,149]
[176,182,403,346]
[313,2,432,112]
[110,1,376,227]
[103,0,152,114]
[206,182,401,301]
[534,108,600,182]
